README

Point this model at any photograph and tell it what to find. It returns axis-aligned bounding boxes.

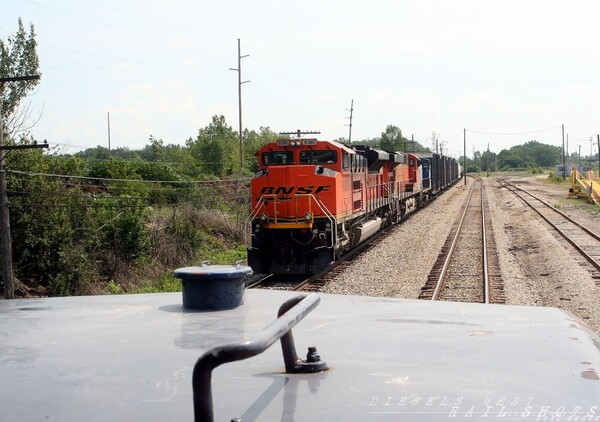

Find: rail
[502,180,600,273]
[428,178,491,303]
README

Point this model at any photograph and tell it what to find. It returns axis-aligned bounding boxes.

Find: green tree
[0,18,40,138]
[187,115,238,176]
[243,126,277,173]
[379,125,406,152]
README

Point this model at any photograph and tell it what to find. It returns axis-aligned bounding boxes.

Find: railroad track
[247,230,389,291]
[500,179,600,282]
[248,190,452,293]
[419,178,505,303]
[247,274,308,290]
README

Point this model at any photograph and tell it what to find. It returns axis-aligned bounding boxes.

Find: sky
[2,0,600,158]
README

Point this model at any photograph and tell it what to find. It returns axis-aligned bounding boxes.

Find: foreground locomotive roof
[1,290,599,421]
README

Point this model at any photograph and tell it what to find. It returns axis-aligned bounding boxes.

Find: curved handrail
[192,293,327,421]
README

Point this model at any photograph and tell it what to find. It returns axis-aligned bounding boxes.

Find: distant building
[555,160,593,177]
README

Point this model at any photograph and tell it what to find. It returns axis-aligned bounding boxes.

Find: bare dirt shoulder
[488,173,600,334]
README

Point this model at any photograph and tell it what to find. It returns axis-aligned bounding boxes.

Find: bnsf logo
[259,185,331,195]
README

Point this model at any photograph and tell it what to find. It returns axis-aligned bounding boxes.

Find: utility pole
[463,128,466,185]
[0,74,44,299]
[345,99,353,144]
[487,143,490,177]
[562,124,565,180]
[0,105,10,299]
[566,134,569,171]
[411,134,414,152]
[579,145,581,165]
[229,39,249,171]
[107,111,111,156]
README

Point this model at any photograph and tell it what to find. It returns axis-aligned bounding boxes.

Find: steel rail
[431,179,478,300]
[502,181,600,273]
[505,181,600,242]
[481,181,490,304]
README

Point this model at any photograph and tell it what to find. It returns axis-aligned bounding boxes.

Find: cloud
[456,90,510,113]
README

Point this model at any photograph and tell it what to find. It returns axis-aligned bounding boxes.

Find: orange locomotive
[247,133,424,274]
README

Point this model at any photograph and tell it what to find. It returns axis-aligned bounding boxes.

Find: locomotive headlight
[312,228,319,235]
[304,212,313,221]
[259,213,269,222]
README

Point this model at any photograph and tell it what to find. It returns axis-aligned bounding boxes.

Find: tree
[0,18,40,139]
[186,115,238,176]
[243,126,277,173]
[379,125,406,152]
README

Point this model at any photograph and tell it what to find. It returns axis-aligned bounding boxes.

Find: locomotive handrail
[192,293,328,422]
[245,195,269,249]
[311,195,336,250]
[245,194,336,250]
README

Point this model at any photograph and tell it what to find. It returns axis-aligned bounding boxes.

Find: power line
[26,0,231,55]
[564,125,596,136]
[40,55,230,84]
[87,0,234,40]
[467,126,561,136]
[40,44,226,72]
[7,170,252,184]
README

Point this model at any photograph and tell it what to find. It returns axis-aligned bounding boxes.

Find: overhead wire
[86,0,234,40]
[26,0,231,55]
[467,126,561,136]
[40,44,226,72]
[40,55,230,84]
[8,169,253,184]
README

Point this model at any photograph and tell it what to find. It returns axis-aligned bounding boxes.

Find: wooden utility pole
[229,39,249,171]
[0,105,12,299]
[463,128,466,185]
[562,124,565,180]
[486,143,490,177]
[0,74,43,299]
[345,99,353,143]
[107,111,111,155]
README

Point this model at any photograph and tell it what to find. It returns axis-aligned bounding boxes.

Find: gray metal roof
[1,290,599,421]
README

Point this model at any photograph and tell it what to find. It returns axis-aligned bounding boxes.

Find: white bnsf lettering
[259,186,331,195]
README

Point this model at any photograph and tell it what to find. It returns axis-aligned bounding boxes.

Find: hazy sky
[2,0,599,157]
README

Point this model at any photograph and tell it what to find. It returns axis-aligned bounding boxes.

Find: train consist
[247,134,462,274]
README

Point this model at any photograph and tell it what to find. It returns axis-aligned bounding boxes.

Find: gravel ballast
[322,174,600,335]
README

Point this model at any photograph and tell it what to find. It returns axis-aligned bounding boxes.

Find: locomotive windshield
[262,151,293,165]
[300,150,337,164]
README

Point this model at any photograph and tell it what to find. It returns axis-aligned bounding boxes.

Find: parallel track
[501,180,600,281]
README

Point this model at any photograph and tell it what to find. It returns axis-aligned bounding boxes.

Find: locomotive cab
[247,137,355,274]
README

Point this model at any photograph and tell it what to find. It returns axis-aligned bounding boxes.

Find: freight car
[247,134,461,274]
[413,152,462,200]
[2,283,599,421]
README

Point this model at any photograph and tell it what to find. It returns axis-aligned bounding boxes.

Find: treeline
[462,141,565,173]
[5,116,276,296]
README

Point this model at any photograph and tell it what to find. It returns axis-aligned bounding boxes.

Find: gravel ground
[322,173,600,335]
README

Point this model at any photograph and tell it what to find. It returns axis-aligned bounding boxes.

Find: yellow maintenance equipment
[568,167,600,204]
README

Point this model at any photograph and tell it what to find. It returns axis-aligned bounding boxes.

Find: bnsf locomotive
[247,134,461,274]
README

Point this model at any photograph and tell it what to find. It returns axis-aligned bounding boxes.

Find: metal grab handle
[192,293,328,422]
